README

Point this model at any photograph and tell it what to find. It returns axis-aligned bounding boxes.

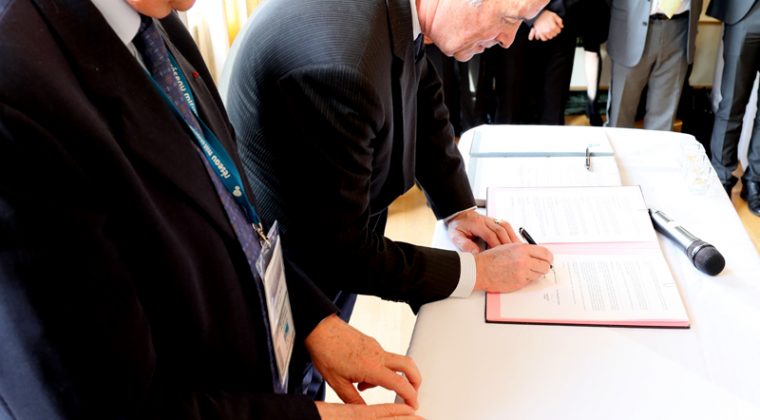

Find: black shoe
[722,176,738,197]
[741,180,760,216]
[586,98,603,127]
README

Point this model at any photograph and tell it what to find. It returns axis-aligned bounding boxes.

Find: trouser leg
[710,20,760,182]
[493,24,529,124]
[745,79,760,182]
[643,17,688,131]
[608,57,651,128]
[537,30,576,125]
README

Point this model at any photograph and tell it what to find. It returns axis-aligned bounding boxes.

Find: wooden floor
[727,178,760,252]
[325,117,760,406]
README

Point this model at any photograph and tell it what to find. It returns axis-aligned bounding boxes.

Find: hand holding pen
[519,227,554,271]
[469,224,554,293]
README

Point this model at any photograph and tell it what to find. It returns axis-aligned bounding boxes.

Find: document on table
[469,155,621,206]
[466,125,621,205]
[485,186,690,328]
[469,125,614,157]
[487,186,652,243]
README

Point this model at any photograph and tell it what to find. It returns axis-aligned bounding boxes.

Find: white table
[408,126,760,419]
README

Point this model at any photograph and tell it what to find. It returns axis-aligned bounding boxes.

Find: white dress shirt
[650,0,690,17]
[90,0,140,46]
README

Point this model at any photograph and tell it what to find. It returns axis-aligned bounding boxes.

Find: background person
[227,0,554,397]
[606,0,703,130]
[707,0,760,216]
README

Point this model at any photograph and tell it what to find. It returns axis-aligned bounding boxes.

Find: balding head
[417,0,548,61]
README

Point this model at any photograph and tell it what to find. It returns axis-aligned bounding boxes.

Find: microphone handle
[649,209,726,275]
[649,209,699,252]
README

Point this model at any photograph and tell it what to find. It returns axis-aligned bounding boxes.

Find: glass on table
[680,141,714,194]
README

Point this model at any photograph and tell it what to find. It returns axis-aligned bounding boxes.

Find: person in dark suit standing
[708,0,760,215]
[227,0,554,396]
[471,23,533,125]
[0,0,423,418]
[522,0,610,125]
[228,0,555,398]
[606,0,702,130]
[523,0,570,125]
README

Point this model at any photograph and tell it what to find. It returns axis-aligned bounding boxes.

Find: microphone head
[688,241,726,276]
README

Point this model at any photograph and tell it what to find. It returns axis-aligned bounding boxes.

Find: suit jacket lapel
[30,0,236,241]
[386,0,414,60]
[160,27,244,179]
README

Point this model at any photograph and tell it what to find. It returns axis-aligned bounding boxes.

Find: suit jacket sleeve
[546,0,568,17]
[414,54,477,219]
[273,64,461,310]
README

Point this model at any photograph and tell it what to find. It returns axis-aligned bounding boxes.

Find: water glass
[680,142,714,194]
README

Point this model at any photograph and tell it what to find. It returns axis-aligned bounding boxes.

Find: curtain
[182,0,261,81]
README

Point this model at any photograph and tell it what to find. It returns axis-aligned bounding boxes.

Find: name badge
[256,221,295,389]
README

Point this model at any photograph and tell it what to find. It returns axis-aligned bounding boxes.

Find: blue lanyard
[145,53,267,242]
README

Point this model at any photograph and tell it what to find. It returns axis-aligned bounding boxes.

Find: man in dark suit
[708,0,760,215]
[228,0,553,313]
[522,0,611,126]
[0,0,422,418]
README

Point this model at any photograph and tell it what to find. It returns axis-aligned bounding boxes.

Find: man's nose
[496,30,517,49]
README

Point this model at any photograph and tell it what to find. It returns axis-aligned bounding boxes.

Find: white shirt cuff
[443,206,478,225]
[449,252,476,298]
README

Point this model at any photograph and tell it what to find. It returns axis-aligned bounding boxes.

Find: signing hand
[446,210,519,254]
[315,402,424,420]
[304,314,422,409]
[528,10,563,41]
[473,243,554,292]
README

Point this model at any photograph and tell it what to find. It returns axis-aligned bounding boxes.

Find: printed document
[485,186,689,328]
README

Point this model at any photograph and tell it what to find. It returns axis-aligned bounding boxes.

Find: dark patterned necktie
[133,17,285,394]
[133,17,263,272]
[133,17,203,136]
[414,34,425,61]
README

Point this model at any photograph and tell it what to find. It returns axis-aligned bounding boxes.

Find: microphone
[649,209,725,276]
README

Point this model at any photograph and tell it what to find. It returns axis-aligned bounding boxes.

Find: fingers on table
[385,353,422,390]
[372,364,419,409]
[360,403,422,419]
[332,377,367,405]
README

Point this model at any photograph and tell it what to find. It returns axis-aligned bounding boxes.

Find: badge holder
[256,221,295,390]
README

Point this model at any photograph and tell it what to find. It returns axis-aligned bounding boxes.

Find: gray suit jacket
[227,0,475,311]
[707,0,757,24]
[608,0,703,66]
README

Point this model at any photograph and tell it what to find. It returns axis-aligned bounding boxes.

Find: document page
[470,155,621,205]
[486,186,655,243]
[484,185,690,327]
[486,249,689,327]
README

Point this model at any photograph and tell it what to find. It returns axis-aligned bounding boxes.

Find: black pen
[519,227,537,245]
[519,227,553,269]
